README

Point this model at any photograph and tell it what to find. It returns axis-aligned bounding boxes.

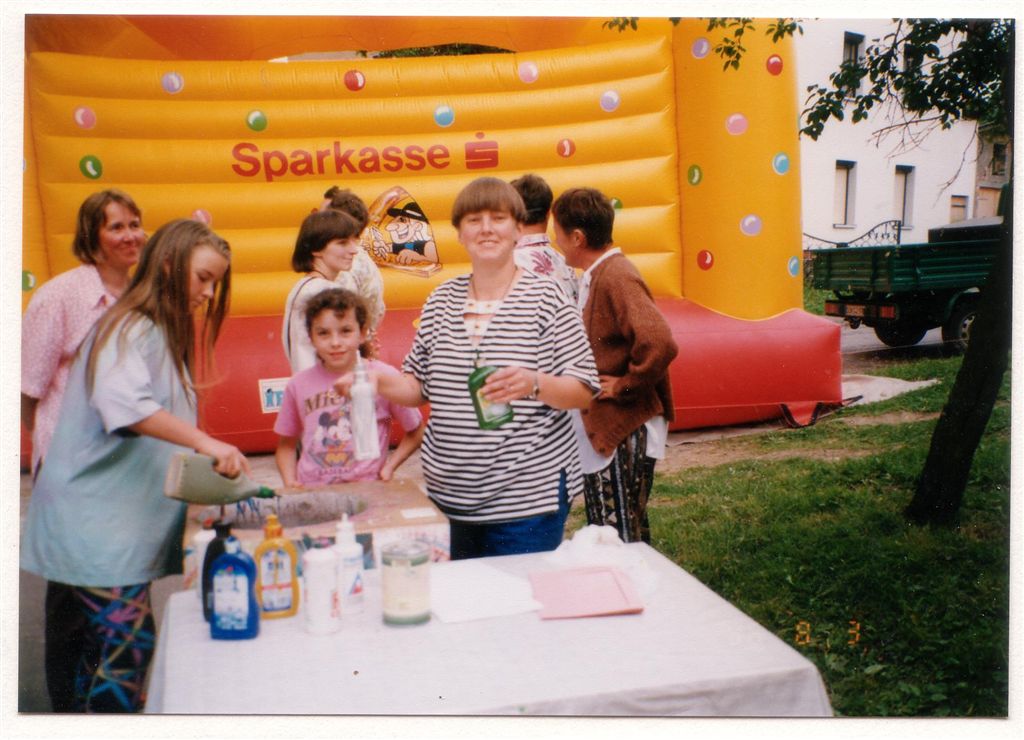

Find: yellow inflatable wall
[23,16,802,321]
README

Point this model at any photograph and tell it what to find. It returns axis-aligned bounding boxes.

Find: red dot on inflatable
[766,55,784,76]
[557,138,576,158]
[344,70,366,91]
[697,250,714,270]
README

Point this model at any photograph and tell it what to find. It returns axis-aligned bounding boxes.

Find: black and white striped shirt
[403,272,599,523]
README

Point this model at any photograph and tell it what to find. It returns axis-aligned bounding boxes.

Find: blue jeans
[449,470,569,560]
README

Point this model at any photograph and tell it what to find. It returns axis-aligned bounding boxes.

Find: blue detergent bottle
[210,536,260,640]
[201,520,232,622]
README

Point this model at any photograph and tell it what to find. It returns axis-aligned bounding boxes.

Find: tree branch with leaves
[607,17,1015,526]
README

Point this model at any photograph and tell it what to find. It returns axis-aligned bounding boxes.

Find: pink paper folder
[528,566,644,619]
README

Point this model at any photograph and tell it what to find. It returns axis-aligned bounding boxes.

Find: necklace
[465,268,519,345]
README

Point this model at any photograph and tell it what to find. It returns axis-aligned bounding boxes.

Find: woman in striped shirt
[337,177,598,559]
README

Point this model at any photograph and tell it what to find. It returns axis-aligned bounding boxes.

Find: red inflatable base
[196,298,841,453]
[20,298,842,464]
[657,299,842,430]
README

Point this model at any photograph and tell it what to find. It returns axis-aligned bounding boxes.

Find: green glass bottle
[468,364,514,429]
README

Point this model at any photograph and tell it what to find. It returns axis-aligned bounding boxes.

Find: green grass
[803,282,831,315]
[568,354,1011,716]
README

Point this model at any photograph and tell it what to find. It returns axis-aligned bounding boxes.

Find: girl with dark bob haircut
[283,209,365,372]
[291,209,362,272]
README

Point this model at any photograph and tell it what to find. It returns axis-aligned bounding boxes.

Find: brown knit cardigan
[579,251,678,457]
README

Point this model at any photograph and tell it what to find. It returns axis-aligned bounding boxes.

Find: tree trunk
[904,184,1012,525]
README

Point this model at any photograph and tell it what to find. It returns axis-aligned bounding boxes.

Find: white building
[795,19,980,246]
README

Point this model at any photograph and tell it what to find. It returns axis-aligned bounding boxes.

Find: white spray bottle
[333,513,365,613]
[350,352,381,462]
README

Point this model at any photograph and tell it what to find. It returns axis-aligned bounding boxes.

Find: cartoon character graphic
[308,409,353,470]
[363,186,442,276]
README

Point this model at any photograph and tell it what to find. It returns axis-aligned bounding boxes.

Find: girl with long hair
[21,219,248,713]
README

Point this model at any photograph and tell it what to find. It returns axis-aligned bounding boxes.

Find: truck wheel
[874,322,927,348]
[941,301,976,355]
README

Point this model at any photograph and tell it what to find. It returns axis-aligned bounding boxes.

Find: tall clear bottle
[332,513,365,614]
[350,352,381,462]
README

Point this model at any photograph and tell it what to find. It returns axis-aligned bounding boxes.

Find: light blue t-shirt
[21,315,193,587]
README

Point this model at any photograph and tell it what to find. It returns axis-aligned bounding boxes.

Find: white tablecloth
[146,544,831,716]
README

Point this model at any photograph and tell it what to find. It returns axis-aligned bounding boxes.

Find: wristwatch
[527,372,541,400]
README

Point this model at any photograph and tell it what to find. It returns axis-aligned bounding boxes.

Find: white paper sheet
[430,559,541,623]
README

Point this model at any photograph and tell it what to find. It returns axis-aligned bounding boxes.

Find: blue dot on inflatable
[788,256,800,277]
[773,152,790,175]
[434,104,455,128]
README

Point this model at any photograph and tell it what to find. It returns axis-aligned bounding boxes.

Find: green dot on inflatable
[247,110,268,132]
[79,155,103,180]
[23,270,36,291]
[610,198,623,210]
[687,165,702,186]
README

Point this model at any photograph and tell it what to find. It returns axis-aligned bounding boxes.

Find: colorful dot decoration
[246,110,268,132]
[740,214,763,237]
[518,61,539,84]
[726,113,748,135]
[50,36,800,317]
[433,104,455,128]
[79,155,103,180]
[787,256,801,277]
[600,90,620,113]
[73,106,96,130]
[344,69,366,91]
[23,270,36,291]
[161,71,184,95]
[772,152,790,175]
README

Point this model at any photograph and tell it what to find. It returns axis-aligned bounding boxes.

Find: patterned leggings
[44,581,155,713]
[582,425,657,544]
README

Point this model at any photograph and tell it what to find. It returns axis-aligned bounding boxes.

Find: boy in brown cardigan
[552,187,678,543]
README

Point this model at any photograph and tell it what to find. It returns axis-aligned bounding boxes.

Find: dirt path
[658,410,940,475]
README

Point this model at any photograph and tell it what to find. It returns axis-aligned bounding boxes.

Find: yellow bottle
[254,514,299,619]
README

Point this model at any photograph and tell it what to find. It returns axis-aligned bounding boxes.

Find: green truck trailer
[807,217,1001,352]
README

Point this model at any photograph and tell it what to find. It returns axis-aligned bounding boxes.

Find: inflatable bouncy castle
[22,16,841,454]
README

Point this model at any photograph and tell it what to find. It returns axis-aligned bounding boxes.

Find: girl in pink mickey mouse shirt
[274,288,424,487]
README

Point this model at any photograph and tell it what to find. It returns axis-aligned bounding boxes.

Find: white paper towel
[430,559,542,623]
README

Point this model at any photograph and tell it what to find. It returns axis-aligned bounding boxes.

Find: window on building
[894,165,914,228]
[991,143,1007,176]
[842,32,865,95]
[902,41,923,73]
[833,160,856,227]
[950,195,968,223]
